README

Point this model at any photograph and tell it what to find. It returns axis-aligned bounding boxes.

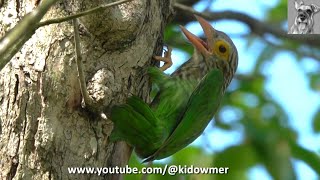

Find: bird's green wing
[148,67,197,132]
[110,96,166,158]
[110,68,196,158]
[144,68,225,161]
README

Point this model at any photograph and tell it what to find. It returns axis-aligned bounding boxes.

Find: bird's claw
[153,46,173,72]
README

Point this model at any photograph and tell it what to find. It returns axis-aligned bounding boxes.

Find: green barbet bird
[110,15,238,162]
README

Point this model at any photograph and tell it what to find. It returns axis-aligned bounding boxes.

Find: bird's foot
[153,46,173,72]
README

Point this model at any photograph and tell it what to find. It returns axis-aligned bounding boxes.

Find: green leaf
[171,146,212,166]
[266,0,287,23]
[290,141,320,175]
[214,144,259,170]
[309,73,320,92]
[312,110,320,133]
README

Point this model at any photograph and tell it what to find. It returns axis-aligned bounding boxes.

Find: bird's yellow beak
[180,15,216,58]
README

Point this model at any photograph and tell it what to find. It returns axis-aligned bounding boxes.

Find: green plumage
[110,15,238,162]
[110,95,165,158]
[110,67,224,161]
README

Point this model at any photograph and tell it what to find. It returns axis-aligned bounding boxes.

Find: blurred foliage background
[126,0,320,179]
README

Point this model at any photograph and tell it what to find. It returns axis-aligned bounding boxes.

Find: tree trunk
[0,0,173,179]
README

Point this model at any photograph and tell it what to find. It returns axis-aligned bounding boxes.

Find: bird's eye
[219,45,227,53]
[212,40,230,61]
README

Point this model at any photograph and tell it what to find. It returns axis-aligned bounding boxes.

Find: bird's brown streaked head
[180,15,238,89]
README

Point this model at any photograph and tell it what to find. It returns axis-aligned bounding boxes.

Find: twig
[263,38,320,60]
[73,19,95,110]
[0,0,58,70]
[37,0,133,28]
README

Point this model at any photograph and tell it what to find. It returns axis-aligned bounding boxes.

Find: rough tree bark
[0,0,173,179]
